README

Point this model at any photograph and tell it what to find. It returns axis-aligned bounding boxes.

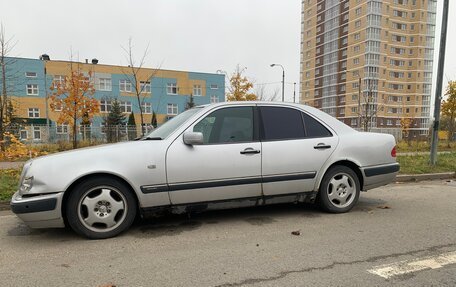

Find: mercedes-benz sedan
[11,102,399,239]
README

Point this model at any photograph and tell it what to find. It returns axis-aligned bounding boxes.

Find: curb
[0,201,10,211]
[396,172,456,182]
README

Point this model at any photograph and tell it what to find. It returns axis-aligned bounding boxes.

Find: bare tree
[0,23,18,147]
[255,84,280,101]
[357,76,383,132]
[121,38,160,136]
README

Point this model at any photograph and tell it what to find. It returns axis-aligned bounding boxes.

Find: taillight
[391,146,397,157]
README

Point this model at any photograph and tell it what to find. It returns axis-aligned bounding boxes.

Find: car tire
[66,177,137,239]
[318,165,360,213]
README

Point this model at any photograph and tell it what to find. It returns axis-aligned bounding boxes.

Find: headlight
[19,176,34,194]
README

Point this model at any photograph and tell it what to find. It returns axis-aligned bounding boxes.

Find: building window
[355,20,361,28]
[167,83,178,95]
[56,124,69,134]
[140,81,151,93]
[25,72,37,78]
[119,79,132,92]
[210,95,219,103]
[193,85,202,96]
[167,103,178,115]
[341,61,347,69]
[98,78,112,91]
[141,102,152,114]
[354,33,360,40]
[355,7,361,16]
[28,108,40,118]
[20,129,28,140]
[26,84,39,96]
[354,58,360,65]
[100,100,112,113]
[53,75,65,87]
[120,101,132,113]
[33,127,41,140]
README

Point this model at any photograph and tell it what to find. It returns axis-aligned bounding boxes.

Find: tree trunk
[73,113,77,149]
[0,55,7,149]
[137,94,144,136]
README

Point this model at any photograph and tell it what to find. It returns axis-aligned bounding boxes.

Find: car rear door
[259,105,338,196]
[166,105,262,204]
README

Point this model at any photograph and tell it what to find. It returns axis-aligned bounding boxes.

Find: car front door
[259,106,338,196]
[166,105,262,205]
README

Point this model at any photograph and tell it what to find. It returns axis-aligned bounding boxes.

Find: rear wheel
[318,165,360,213]
[66,177,137,239]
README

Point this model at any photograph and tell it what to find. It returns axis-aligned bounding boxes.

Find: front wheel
[318,165,360,213]
[66,177,137,239]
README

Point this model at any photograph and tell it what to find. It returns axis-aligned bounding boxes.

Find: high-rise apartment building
[300,0,437,137]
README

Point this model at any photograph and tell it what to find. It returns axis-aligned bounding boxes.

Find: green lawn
[397,152,456,174]
[0,169,20,201]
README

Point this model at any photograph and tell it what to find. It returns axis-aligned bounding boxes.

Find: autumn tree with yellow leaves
[442,80,456,143]
[50,67,99,149]
[226,65,257,101]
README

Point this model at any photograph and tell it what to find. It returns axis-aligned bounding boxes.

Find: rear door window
[260,107,305,141]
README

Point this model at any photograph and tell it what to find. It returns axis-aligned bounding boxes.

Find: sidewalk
[0,162,25,169]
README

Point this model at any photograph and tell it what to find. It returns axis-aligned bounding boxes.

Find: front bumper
[10,191,65,228]
[361,163,400,191]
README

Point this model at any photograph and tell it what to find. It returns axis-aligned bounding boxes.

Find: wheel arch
[61,172,140,225]
[317,160,364,191]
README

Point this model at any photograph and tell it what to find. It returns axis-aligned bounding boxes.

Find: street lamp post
[40,54,51,140]
[270,64,285,102]
[293,82,296,103]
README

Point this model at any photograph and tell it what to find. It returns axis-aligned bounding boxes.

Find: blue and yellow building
[3,56,225,141]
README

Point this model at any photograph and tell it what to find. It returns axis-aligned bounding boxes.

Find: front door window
[193,107,254,144]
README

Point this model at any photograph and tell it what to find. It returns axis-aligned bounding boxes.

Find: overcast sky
[1,0,455,104]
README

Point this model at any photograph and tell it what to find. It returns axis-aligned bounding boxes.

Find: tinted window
[301,112,332,138]
[260,107,305,141]
[193,107,253,144]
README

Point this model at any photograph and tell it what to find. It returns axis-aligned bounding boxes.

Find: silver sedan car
[11,102,399,239]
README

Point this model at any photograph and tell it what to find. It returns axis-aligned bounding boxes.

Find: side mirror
[183,131,204,145]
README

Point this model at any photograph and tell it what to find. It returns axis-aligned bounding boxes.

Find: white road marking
[368,251,456,279]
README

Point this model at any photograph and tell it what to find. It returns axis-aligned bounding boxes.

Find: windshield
[144,107,202,140]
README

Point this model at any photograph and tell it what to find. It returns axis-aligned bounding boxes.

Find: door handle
[314,143,331,150]
[240,148,260,155]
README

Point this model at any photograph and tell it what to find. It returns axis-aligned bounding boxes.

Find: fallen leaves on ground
[291,230,301,236]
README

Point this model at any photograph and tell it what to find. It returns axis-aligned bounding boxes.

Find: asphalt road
[0,180,455,287]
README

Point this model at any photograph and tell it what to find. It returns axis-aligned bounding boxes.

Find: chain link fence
[5,124,405,145]
[5,124,155,145]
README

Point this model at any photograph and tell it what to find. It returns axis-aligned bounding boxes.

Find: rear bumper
[10,191,65,228]
[361,163,400,191]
